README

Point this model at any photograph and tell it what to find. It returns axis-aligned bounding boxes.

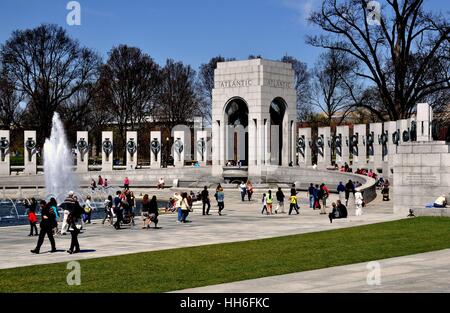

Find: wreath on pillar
[76,138,89,163]
[102,138,113,162]
[297,136,305,157]
[25,137,37,163]
[351,134,359,156]
[0,137,10,162]
[197,138,205,162]
[127,139,137,161]
[151,138,161,162]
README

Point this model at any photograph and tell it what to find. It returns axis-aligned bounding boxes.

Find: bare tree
[311,50,359,125]
[1,24,100,143]
[0,68,24,128]
[156,59,200,129]
[280,55,313,121]
[197,56,235,125]
[97,45,161,161]
[307,0,450,121]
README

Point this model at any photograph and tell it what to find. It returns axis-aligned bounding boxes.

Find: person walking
[113,191,123,229]
[275,187,285,214]
[246,180,253,201]
[148,195,159,228]
[261,193,268,215]
[215,184,222,205]
[66,200,83,254]
[266,190,274,215]
[307,183,315,209]
[289,193,299,215]
[239,181,247,201]
[60,191,75,235]
[173,192,183,222]
[25,198,38,236]
[141,194,151,228]
[355,190,364,216]
[216,187,225,216]
[201,186,211,215]
[102,195,113,225]
[180,192,190,223]
[313,184,320,210]
[83,195,95,224]
[31,200,57,254]
[337,181,346,203]
[345,180,355,206]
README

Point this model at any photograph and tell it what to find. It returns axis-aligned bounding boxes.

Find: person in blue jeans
[307,183,315,209]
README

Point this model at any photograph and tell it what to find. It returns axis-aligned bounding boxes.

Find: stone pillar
[248,119,257,167]
[219,119,226,166]
[369,123,383,172]
[0,130,10,176]
[173,130,184,167]
[317,127,331,169]
[290,120,296,166]
[24,130,37,175]
[101,131,113,172]
[126,131,138,170]
[383,121,397,177]
[264,119,270,165]
[235,125,246,163]
[196,130,208,165]
[351,124,366,169]
[225,124,234,161]
[75,131,89,172]
[150,131,161,168]
[297,128,312,167]
[416,103,433,142]
[212,120,221,175]
[335,125,350,167]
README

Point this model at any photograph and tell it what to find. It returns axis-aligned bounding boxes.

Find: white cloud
[282,0,320,24]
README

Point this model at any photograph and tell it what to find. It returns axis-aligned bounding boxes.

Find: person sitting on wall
[157,177,165,189]
[433,195,448,208]
[329,200,349,223]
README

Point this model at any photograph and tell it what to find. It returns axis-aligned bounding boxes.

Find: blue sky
[0,0,448,70]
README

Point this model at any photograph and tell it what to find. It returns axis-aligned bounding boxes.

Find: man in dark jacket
[201,186,211,215]
[31,200,57,254]
[275,187,285,214]
[61,193,83,254]
[345,180,355,206]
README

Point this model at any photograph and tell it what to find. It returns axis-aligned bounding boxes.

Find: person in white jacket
[355,191,364,216]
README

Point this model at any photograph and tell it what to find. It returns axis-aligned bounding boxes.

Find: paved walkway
[177,249,450,293]
[0,188,399,270]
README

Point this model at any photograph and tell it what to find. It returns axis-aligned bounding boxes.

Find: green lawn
[1,217,450,292]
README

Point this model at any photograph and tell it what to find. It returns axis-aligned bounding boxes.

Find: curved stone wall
[263,166,377,204]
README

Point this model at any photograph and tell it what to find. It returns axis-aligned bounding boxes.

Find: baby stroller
[120,201,135,227]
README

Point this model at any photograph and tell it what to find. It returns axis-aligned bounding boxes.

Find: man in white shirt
[157,177,165,189]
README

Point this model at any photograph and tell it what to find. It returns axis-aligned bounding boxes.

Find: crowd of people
[25,171,419,256]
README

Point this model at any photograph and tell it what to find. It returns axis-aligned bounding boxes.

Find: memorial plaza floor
[1,188,448,292]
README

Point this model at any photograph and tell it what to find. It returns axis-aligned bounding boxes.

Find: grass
[1,217,450,292]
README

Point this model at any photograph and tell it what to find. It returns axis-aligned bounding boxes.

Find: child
[261,193,268,215]
[266,190,273,215]
[289,194,299,215]
[216,188,225,216]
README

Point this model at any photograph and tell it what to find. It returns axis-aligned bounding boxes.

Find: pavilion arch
[223,97,249,165]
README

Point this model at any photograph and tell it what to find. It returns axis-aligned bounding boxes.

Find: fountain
[43,113,78,203]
